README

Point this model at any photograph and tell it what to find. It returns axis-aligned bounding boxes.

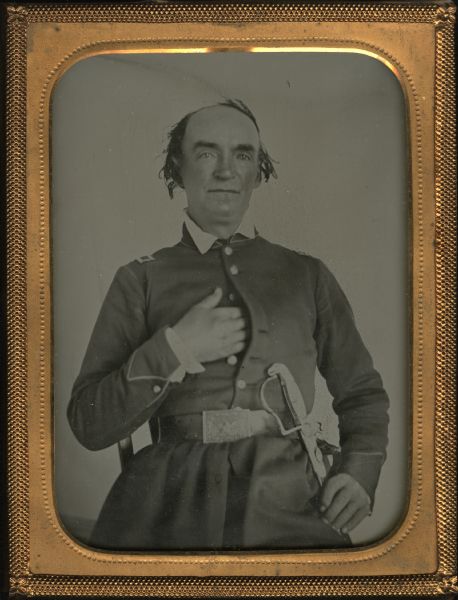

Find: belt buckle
[202,409,251,443]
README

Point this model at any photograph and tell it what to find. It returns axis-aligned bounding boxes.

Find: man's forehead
[183,105,260,145]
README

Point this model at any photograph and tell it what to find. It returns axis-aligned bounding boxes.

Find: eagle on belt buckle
[202,408,252,443]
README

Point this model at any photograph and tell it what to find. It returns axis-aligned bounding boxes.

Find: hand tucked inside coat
[173,287,247,363]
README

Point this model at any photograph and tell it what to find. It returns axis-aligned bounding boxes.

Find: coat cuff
[335,452,385,506]
[165,327,205,382]
[126,326,181,382]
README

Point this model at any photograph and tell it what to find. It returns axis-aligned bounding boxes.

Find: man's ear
[172,157,184,188]
[254,168,262,188]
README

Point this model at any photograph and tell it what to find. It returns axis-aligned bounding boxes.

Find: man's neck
[186,213,241,240]
[183,209,256,254]
[201,223,240,240]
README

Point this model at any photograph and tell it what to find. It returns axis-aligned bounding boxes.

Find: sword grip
[267,363,327,486]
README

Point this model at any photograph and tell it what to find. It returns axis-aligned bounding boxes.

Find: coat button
[153,385,162,393]
[224,246,233,256]
[227,355,237,366]
[236,379,246,390]
[228,292,236,302]
[229,265,239,275]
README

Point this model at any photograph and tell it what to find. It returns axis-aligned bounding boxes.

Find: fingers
[331,500,360,531]
[215,330,247,358]
[213,307,243,320]
[322,487,351,525]
[221,340,246,357]
[233,341,245,353]
[320,475,345,513]
[222,332,247,351]
[320,474,372,534]
[197,287,223,309]
[224,329,247,345]
[341,507,370,534]
[213,318,246,340]
[326,500,370,534]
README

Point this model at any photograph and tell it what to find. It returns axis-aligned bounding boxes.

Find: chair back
[117,421,156,470]
[117,436,134,471]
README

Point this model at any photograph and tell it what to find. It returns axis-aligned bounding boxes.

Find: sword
[260,362,328,486]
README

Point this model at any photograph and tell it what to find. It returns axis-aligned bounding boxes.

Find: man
[68,99,389,550]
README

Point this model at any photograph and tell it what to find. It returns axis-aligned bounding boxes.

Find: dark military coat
[68,227,389,550]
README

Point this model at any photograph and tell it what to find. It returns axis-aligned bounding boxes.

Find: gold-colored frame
[5,1,456,596]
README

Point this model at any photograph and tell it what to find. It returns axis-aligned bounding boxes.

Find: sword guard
[262,362,329,486]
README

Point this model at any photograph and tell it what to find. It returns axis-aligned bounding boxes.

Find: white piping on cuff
[126,349,169,383]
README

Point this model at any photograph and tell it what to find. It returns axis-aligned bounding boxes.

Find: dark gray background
[52,51,408,547]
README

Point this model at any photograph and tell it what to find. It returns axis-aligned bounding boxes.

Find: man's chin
[206,202,244,221]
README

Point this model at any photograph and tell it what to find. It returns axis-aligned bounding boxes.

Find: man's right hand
[173,287,247,363]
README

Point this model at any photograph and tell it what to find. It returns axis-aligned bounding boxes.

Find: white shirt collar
[183,209,256,255]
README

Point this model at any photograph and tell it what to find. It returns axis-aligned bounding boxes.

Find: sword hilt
[264,362,327,485]
[267,363,308,426]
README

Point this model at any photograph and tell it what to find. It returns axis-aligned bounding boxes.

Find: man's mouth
[208,189,240,194]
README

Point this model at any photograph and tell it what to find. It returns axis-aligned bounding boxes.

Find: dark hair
[159,99,277,198]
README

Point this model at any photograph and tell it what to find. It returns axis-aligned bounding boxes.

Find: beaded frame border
[6,2,456,596]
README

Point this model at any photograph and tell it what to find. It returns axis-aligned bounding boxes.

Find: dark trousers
[222,468,351,550]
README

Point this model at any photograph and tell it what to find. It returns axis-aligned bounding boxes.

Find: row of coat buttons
[223,245,238,275]
[223,246,242,374]
[227,282,239,365]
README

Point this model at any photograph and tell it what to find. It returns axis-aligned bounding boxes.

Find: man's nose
[214,156,235,179]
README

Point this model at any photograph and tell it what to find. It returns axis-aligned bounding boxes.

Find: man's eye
[237,152,252,161]
[198,151,215,160]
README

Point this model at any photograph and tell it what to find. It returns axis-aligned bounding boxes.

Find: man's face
[178,106,261,235]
